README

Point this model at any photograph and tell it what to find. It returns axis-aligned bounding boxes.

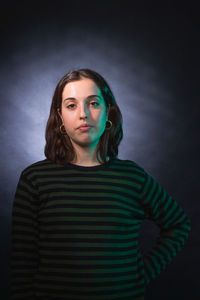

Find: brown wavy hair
[44,68,123,164]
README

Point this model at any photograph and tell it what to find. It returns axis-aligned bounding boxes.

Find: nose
[79,103,89,119]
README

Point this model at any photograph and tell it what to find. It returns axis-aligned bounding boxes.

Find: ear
[106,104,110,118]
[57,108,63,122]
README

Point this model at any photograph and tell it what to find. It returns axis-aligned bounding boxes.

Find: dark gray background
[1,1,199,299]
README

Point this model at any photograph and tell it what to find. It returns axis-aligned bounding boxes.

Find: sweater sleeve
[140,171,191,286]
[11,172,39,299]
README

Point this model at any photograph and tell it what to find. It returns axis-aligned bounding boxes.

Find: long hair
[44,68,123,164]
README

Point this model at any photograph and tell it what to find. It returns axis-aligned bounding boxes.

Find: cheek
[98,111,107,125]
[61,112,73,128]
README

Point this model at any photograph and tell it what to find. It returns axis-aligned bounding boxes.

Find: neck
[70,155,109,167]
[70,141,108,166]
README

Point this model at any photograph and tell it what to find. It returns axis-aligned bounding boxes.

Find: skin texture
[58,78,110,166]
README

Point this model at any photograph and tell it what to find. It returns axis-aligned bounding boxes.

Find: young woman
[11,69,191,300]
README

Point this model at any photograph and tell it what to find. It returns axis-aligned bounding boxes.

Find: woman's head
[44,68,123,164]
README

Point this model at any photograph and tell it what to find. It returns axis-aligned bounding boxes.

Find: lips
[77,123,92,129]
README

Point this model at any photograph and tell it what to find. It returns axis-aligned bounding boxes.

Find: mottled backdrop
[0,2,199,299]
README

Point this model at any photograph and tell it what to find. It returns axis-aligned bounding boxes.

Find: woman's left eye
[90,102,99,107]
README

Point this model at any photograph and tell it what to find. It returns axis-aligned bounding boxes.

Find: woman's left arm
[140,171,191,285]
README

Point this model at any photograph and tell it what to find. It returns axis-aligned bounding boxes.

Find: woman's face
[59,78,109,149]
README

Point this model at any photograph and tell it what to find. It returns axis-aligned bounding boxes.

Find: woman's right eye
[66,104,75,109]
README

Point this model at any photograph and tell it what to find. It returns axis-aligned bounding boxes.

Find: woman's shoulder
[20,158,58,178]
[114,157,146,174]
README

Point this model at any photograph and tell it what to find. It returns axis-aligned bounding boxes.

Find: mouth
[78,126,92,131]
[77,123,93,129]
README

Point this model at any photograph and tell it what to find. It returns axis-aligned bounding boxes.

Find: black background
[1,1,199,299]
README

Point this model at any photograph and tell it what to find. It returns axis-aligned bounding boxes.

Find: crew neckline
[65,158,114,171]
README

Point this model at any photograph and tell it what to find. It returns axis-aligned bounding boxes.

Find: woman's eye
[67,104,75,109]
[90,101,99,107]
[66,102,99,109]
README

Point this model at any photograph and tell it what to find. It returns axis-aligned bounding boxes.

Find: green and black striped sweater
[11,157,191,300]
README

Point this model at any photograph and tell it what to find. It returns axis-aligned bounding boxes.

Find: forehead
[62,78,102,99]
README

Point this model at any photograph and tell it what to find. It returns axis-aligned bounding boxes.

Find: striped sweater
[11,157,191,300]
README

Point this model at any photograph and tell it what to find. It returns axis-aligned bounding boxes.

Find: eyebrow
[63,95,101,102]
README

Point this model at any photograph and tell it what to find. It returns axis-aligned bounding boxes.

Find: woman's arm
[140,171,191,285]
[11,172,39,299]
